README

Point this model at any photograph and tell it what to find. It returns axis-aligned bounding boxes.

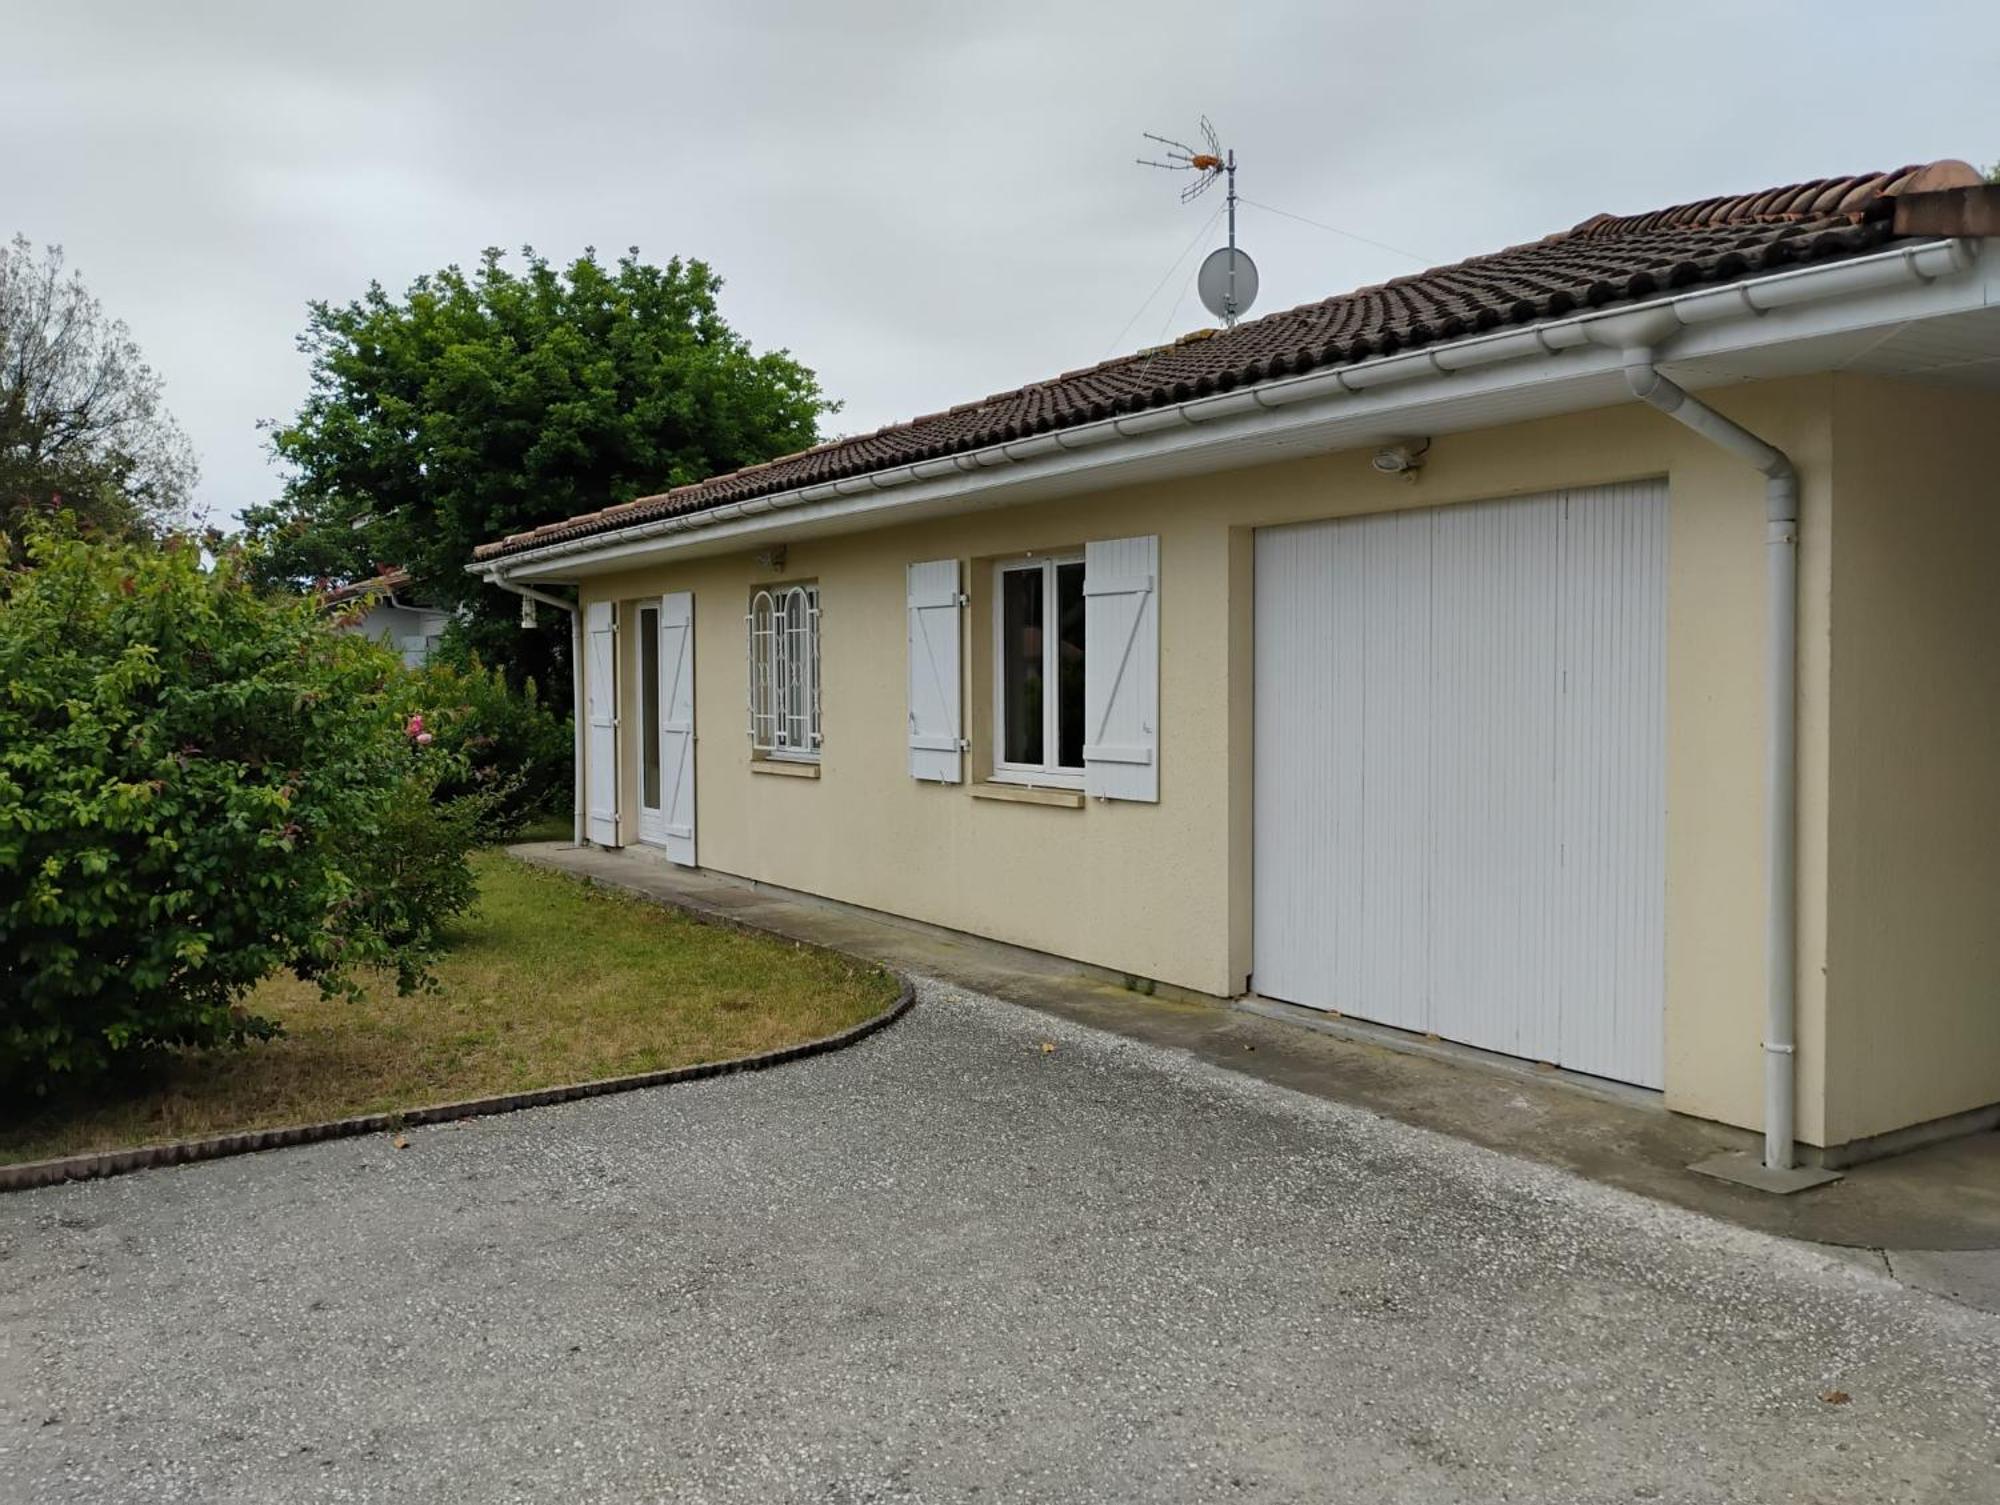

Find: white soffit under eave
[496,248,1999,582]
[1671,303,2000,391]
[1857,303,2000,376]
[1663,258,2000,389]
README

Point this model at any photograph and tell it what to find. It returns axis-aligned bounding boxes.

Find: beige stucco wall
[579,378,1846,1140]
[1823,376,2000,1145]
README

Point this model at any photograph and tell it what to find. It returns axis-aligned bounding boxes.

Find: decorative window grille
[747,583,821,758]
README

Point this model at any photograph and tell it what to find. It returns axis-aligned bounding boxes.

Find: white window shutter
[583,600,620,845]
[659,591,697,868]
[1083,535,1159,802]
[906,559,963,783]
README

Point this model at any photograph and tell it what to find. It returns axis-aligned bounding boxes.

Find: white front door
[1252,481,1666,1088]
[658,591,697,868]
[583,600,620,846]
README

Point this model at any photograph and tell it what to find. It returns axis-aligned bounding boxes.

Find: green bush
[343,778,485,978]
[0,528,480,1091]
[407,655,571,841]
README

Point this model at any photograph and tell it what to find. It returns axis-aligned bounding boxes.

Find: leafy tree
[0,526,479,1092]
[0,235,198,549]
[240,247,834,702]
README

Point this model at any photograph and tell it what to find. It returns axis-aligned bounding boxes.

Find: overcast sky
[7,1,1996,527]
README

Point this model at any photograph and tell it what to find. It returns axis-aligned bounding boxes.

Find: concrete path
[3,983,1996,1503]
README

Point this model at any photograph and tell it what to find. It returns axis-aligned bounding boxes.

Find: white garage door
[1252,481,1666,1088]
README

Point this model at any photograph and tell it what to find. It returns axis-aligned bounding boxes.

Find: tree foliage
[0,527,479,1092]
[240,246,834,700]
[0,235,198,550]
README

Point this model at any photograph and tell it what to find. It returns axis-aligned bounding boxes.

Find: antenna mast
[1137,117,1255,328]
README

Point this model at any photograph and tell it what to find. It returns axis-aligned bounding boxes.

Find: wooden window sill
[971,782,1084,809]
[750,759,821,779]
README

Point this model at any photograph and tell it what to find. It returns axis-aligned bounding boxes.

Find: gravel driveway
[3,983,1996,1503]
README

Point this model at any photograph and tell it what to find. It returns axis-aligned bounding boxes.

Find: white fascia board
[473,238,1988,585]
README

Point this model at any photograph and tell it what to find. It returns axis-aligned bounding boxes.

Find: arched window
[747,582,820,758]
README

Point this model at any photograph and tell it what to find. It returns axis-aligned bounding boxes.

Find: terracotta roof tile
[476,161,1981,562]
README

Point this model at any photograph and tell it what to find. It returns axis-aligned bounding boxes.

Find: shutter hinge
[956,593,969,608]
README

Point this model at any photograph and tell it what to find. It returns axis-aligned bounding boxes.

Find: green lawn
[1,852,901,1164]
[512,810,575,843]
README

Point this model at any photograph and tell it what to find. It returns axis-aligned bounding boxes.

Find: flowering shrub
[0,528,479,1091]
[406,658,570,840]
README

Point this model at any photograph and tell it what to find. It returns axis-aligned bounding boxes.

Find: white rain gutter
[468,237,1977,580]
[1596,329,1802,1171]
[486,576,585,846]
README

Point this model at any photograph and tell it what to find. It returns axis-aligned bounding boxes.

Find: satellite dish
[1198,245,1258,324]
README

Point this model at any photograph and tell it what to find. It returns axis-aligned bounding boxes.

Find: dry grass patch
[2,852,901,1164]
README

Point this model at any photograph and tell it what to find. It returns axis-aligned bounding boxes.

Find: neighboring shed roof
[319,566,412,606]
[477,161,1981,563]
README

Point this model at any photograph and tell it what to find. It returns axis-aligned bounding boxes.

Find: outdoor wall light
[1371,438,1432,477]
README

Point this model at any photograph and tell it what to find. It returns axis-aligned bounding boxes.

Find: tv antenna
[1137,116,1257,327]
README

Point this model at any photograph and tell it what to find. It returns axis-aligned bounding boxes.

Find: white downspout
[488,574,585,847]
[1622,353,1801,1172]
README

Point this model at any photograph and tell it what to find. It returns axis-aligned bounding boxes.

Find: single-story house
[321,566,453,668]
[472,161,2000,1187]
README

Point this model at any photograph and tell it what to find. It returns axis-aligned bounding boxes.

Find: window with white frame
[748,582,821,759]
[993,554,1086,785]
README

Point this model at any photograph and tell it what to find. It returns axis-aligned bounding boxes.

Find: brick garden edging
[0,976,914,1196]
